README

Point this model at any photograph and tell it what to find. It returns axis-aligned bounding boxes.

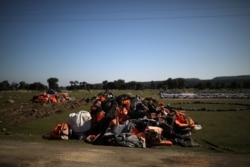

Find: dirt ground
[0,140,249,167]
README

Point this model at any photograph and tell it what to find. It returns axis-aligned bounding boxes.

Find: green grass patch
[187,111,250,153]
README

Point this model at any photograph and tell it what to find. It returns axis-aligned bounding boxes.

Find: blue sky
[0,0,250,86]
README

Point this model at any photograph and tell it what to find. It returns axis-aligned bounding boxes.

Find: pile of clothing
[43,92,201,148]
[30,89,70,103]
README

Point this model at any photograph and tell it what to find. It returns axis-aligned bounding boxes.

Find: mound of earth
[0,98,87,127]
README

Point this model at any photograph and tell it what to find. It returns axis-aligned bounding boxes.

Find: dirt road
[0,140,249,167]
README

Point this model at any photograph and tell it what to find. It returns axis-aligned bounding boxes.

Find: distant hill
[138,75,250,88]
[91,75,250,89]
[149,75,250,83]
[212,75,250,81]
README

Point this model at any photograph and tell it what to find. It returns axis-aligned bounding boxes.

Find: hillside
[212,75,250,81]
[139,75,250,89]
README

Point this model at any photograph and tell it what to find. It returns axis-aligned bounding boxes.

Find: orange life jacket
[49,122,70,140]
[121,99,130,112]
[38,94,48,103]
[49,95,58,103]
[110,106,130,125]
[110,99,131,125]
[175,111,195,128]
[96,95,106,102]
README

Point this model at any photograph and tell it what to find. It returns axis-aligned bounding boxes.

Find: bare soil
[1,98,86,127]
[0,140,249,167]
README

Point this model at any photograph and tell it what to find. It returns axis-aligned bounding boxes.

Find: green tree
[135,82,144,90]
[10,82,18,90]
[29,82,47,90]
[176,78,185,89]
[74,80,79,88]
[126,81,137,89]
[167,78,174,89]
[243,81,250,88]
[230,81,242,89]
[80,81,87,89]
[114,79,125,89]
[206,81,213,89]
[47,77,59,91]
[18,81,28,90]
[0,80,10,91]
[102,80,108,90]
[150,81,156,89]
[107,82,116,89]
[194,82,206,89]
[69,81,74,86]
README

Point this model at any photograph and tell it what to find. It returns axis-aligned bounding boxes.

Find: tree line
[1,77,249,91]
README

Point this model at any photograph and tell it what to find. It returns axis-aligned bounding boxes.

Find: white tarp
[67,110,92,133]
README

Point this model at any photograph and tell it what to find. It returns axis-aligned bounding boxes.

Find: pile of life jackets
[43,92,201,148]
[30,90,69,104]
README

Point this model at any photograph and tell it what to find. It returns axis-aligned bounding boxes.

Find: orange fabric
[38,94,48,102]
[117,107,129,124]
[97,111,105,122]
[153,140,172,146]
[158,102,164,107]
[96,96,106,102]
[121,107,128,115]
[175,111,195,128]
[110,106,130,126]
[110,119,116,126]
[175,120,189,128]
[121,99,130,112]
[175,111,185,123]
[50,123,69,140]
[49,95,58,103]
[131,127,139,134]
[132,127,146,139]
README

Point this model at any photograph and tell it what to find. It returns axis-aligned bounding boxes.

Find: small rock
[7,99,15,103]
